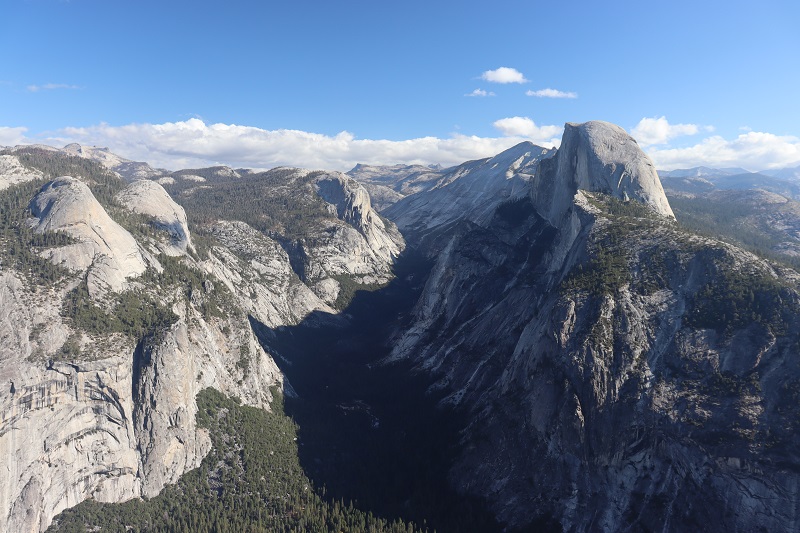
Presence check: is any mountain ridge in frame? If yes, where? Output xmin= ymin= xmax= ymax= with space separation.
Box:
xmin=0 ymin=144 xmax=403 ymax=531
xmin=383 ymin=121 xmax=800 ymax=531
xmin=3 ymin=122 xmax=800 ymax=532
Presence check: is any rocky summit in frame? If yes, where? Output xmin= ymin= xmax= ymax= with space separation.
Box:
xmin=1 ymin=122 xmax=800 ymax=532
xmin=29 ymin=176 xmax=150 ymax=297
xmin=531 ymin=120 xmax=675 ymax=225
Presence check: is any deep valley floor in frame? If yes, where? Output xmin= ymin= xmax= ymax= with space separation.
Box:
xmin=259 ymin=251 xmax=505 ymax=532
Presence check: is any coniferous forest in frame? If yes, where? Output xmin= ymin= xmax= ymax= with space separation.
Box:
xmin=48 ymin=388 xmax=431 ymax=533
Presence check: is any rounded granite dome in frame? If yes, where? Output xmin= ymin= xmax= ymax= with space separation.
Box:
xmin=532 ymin=120 xmax=675 ymax=224
xmin=562 ymin=120 xmax=674 ymax=218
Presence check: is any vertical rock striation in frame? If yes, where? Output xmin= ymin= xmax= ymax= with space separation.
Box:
xmin=388 ymin=121 xmax=800 ymax=532
xmin=385 ymin=142 xmax=554 ymax=237
xmin=1 ymin=171 xmax=288 ymax=532
xmin=531 ymin=120 xmax=674 ymax=225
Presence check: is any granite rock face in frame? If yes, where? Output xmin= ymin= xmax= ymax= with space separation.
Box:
xmin=0 ymin=171 xmax=297 ymax=531
xmin=532 ymin=120 xmax=675 ymax=225
xmin=0 ymin=269 xmax=140 ymax=533
xmin=385 ymin=142 xmax=554 ymax=238
xmin=29 ymin=176 xmax=149 ymax=297
xmin=206 ymin=220 xmax=333 ymax=327
xmin=131 ymin=305 xmax=282 ymax=499
xmin=0 ymin=267 xmax=282 ymax=532
xmin=0 ymin=155 xmax=42 ymax=191
xmin=273 ymin=170 xmax=405 ymax=305
xmin=396 ymin=212 xmax=800 ymax=531
xmin=115 ymin=179 xmax=194 ymax=255
xmin=163 ymin=166 xmax=406 ymax=307
xmin=387 ymin=122 xmax=800 ymax=532
xmin=314 ymin=173 xmax=404 ymax=270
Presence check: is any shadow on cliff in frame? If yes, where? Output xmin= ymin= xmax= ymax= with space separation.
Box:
xmin=249 ymin=250 xmax=503 ymax=533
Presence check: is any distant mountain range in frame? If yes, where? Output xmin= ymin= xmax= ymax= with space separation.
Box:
xmin=659 ymin=165 xmax=800 ymax=180
xmin=4 ymin=126 xmax=800 ymax=533
xmin=658 ymin=166 xmax=750 ymax=178
xmin=659 ymin=165 xmax=800 ymax=200
xmin=760 ymin=165 xmax=800 ymax=180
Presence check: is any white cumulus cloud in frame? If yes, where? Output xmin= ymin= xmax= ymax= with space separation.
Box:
xmin=630 ymin=116 xmax=705 ymax=146
xmin=492 ymin=117 xmax=563 ymax=145
xmin=465 ymin=88 xmax=495 ymax=97
xmin=480 ymin=67 xmax=528 ymax=84
xmin=41 ymin=119 xmax=542 ymax=171
xmin=0 ymin=126 xmax=28 ymax=146
xmin=8 ymin=119 xmax=799 ymax=174
xmin=647 ymin=131 xmax=800 ymax=171
xmin=526 ymin=88 xmax=577 ymax=99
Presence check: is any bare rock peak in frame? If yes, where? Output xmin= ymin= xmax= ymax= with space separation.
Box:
xmin=115 ymin=179 xmax=194 ymax=255
xmin=567 ymin=121 xmax=673 ymax=216
xmin=29 ymin=176 xmax=148 ymax=296
xmin=535 ymin=120 xmax=675 ymax=224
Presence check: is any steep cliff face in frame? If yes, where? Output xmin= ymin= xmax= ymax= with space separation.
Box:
xmin=156 ymin=166 xmax=405 ymax=307
xmin=416 ymin=210 xmax=800 ymax=532
xmin=312 ymin=173 xmax=404 ymax=283
xmin=1 ymin=356 xmax=141 ymax=533
xmin=531 ymin=120 xmax=674 ymax=225
xmin=29 ymin=177 xmax=150 ymax=297
xmin=268 ymin=169 xmax=406 ymax=303
xmin=389 ymin=122 xmax=800 ymax=531
xmin=206 ymin=220 xmax=332 ymax=327
xmin=0 ymin=266 xmax=283 ymax=532
xmin=0 ymin=268 xmax=139 ymax=533
xmin=0 ymin=163 xmax=299 ymax=532
xmin=131 ymin=302 xmax=282 ymax=499
xmin=385 ymin=142 xmax=553 ymax=237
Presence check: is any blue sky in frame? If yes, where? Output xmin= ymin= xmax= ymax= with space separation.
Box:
xmin=1 ymin=0 xmax=799 ymax=171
